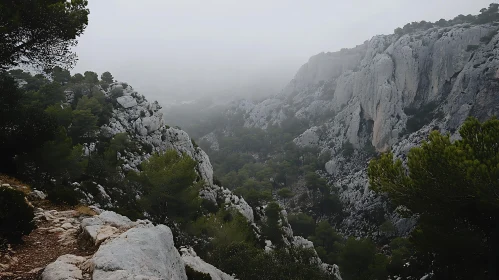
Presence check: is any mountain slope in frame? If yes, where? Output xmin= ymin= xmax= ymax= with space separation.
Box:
xmin=202 ymin=20 xmax=499 ymax=237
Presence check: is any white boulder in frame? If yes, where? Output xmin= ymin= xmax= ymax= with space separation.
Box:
xmin=116 ymin=96 xmax=137 ymax=108
xmin=91 ymin=224 xmax=187 ymax=280
xmin=42 ymin=254 xmax=87 ymax=280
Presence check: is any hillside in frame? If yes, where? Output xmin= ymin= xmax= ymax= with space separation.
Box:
xmin=194 ymin=11 xmax=499 ymax=235
xmin=3 ymin=2 xmax=499 ymax=280
xmin=155 ymin=5 xmax=499 ymax=279
xmin=0 ymin=71 xmax=340 ymax=280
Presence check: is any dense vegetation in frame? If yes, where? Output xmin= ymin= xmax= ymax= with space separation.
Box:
xmin=172 ymin=107 xmax=422 ymax=279
xmin=394 ymin=3 xmax=499 ymax=36
xmin=369 ymin=117 xmax=499 ymax=279
xmin=186 ymin=206 xmax=336 ymax=280
xmin=3 ymin=1 xmax=499 ymax=279
xmin=0 ymin=187 xmax=35 ymax=247
xmin=0 ymin=3 xmax=337 ymax=278
xmin=194 ymin=113 xmax=334 ymax=210
xmin=0 ymin=0 xmax=90 ymax=69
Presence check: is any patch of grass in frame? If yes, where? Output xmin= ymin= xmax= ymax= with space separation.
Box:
xmin=76 ymin=205 xmax=98 ymax=216
xmin=0 ymin=174 xmax=31 ymax=195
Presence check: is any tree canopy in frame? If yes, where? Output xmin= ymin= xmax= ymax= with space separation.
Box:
xmin=368 ymin=117 xmax=499 ymax=279
xmin=128 ymin=150 xmax=202 ymax=224
xmin=101 ymin=71 xmax=114 ymax=83
xmin=0 ymin=0 xmax=89 ymax=69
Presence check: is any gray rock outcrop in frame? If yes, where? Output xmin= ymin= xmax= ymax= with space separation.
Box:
xmin=41 ymin=210 xmax=188 ymax=280
xmin=218 ymin=22 xmax=499 ymax=237
xmin=181 ymin=247 xmax=235 ymax=280
xmin=91 ymin=224 xmax=186 ymax=280
xmin=75 ymin=81 xmax=255 ymax=226
xmin=42 ymin=255 xmax=87 ymax=280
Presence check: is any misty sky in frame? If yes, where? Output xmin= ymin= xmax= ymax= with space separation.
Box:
xmin=72 ymin=0 xmax=492 ymax=104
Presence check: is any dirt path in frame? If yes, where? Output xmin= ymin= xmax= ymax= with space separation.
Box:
xmin=0 ymin=208 xmax=96 ymax=280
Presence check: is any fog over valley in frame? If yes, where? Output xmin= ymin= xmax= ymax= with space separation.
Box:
xmin=72 ymin=0 xmax=490 ymax=105
xmin=4 ymin=1 xmax=499 ymax=279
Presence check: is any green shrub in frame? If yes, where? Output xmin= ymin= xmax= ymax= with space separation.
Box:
xmin=47 ymin=185 xmax=82 ymax=206
xmin=191 ymin=138 xmax=199 ymax=148
xmin=129 ymin=151 xmax=201 ymax=224
xmin=288 ymin=213 xmax=315 ymax=238
xmin=80 ymin=181 xmax=100 ymax=198
xmin=141 ymin=142 xmax=154 ymax=154
xmin=277 ymin=188 xmax=294 ymax=199
xmin=208 ymin=242 xmax=333 ymax=280
xmin=0 ymin=187 xmax=35 ymax=245
xmin=110 ymin=88 xmax=124 ymax=99
xmin=201 ymin=199 xmax=218 ymax=214
xmin=185 ymin=265 xmax=211 ymax=280
xmin=363 ymin=141 xmax=377 ymax=157
xmin=341 ymin=141 xmax=354 ymax=157
xmin=213 ymin=176 xmax=222 ymax=186
xmin=100 ymin=83 xmax=109 ymax=91
xmin=380 ymin=220 xmax=397 ymax=234
xmin=262 ymin=202 xmax=284 ymax=247
xmin=338 ymin=237 xmax=388 ymax=280
xmin=405 ymin=102 xmax=440 ymax=133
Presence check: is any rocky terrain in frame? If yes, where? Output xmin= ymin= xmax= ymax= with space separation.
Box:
xmin=0 ymin=184 xmax=237 ymax=280
xmin=1 ymin=78 xmax=341 ymax=279
xmin=202 ymin=21 xmax=499 ymax=237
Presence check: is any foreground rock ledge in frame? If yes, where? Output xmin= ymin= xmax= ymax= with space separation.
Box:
xmin=41 ymin=211 xmax=190 ymax=280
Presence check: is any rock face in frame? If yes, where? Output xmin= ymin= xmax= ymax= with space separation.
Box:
xmin=236 ymin=24 xmax=499 ymax=150
xmin=92 ymin=224 xmax=186 ymax=280
xmin=181 ymin=247 xmax=235 ymax=280
xmin=42 ymin=210 xmax=189 ymax=280
xmin=42 ymin=255 xmax=87 ymax=280
xmin=218 ymin=22 xmax=499 ymax=237
xmin=76 ymin=81 xmax=256 ymax=226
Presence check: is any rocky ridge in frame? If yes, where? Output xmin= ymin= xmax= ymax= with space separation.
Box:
xmin=51 ymin=81 xmax=340 ymax=278
xmin=208 ymin=22 xmax=499 ymax=237
xmin=32 ymin=207 xmax=236 ymax=280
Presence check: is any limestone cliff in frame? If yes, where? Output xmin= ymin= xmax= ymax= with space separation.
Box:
xmin=216 ymin=22 xmax=499 ymax=237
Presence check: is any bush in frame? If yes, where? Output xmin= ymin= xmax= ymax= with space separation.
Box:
xmin=288 ymin=213 xmax=315 ymax=238
xmin=338 ymin=237 xmax=388 ymax=280
xmin=363 ymin=141 xmax=377 ymax=157
xmin=47 ymin=185 xmax=82 ymax=206
xmin=191 ymin=138 xmax=199 ymax=148
xmin=0 ymin=187 xmax=35 ymax=245
xmin=208 ymin=242 xmax=333 ymax=280
xmin=262 ymin=202 xmax=284 ymax=247
xmin=201 ymin=199 xmax=218 ymax=214
xmin=185 ymin=265 xmax=211 ymax=280
xmin=405 ymin=102 xmax=440 ymax=133
xmin=277 ymin=188 xmax=294 ymax=199
xmin=129 ymin=151 xmax=201 ymax=224
xmin=110 ymin=88 xmax=124 ymax=99
xmin=141 ymin=142 xmax=154 ymax=154
xmin=341 ymin=141 xmax=354 ymax=157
